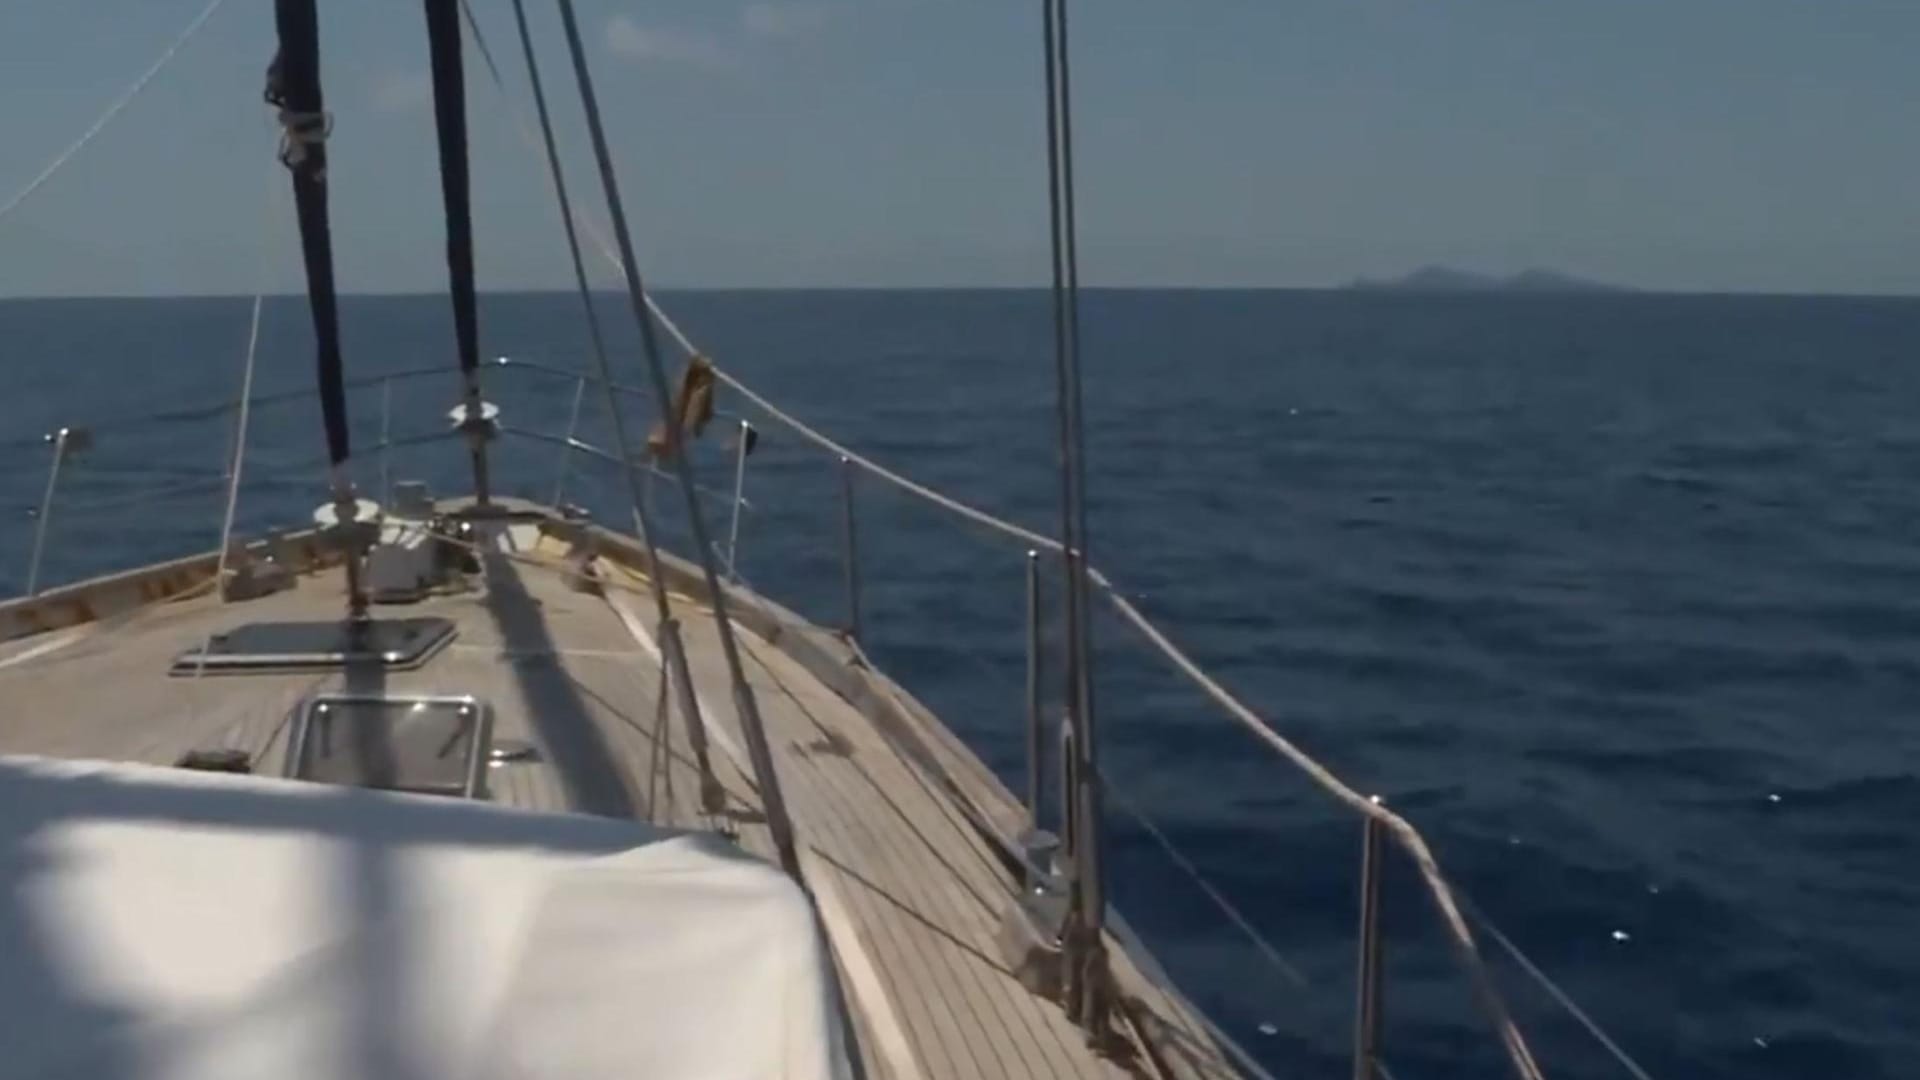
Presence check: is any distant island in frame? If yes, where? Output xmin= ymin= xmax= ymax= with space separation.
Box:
xmin=1345 ymin=265 xmax=1630 ymax=294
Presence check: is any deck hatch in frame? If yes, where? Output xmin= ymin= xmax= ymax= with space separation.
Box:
xmin=287 ymin=694 xmax=492 ymax=799
xmin=168 ymin=616 xmax=456 ymax=675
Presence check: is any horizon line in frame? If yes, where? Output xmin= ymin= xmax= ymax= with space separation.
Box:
xmin=4 ymin=283 xmax=1920 ymax=302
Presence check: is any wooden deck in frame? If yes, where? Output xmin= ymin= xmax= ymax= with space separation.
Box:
xmin=0 ymin=509 xmax=1240 ymax=1080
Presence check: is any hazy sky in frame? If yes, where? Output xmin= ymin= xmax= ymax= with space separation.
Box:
xmin=2 ymin=1 xmax=1919 ymax=296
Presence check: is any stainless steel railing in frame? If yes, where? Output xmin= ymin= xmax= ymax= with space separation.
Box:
xmin=695 ymin=352 xmax=1605 ymax=1080
xmin=6 ymin=367 xmax=484 ymax=597
xmin=701 ymin=423 xmax=1473 ymax=1078
xmin=2 ymin=356 xmax=753 ymax=597
xmin=1 ymin=348 xmax=1661 ymax=1080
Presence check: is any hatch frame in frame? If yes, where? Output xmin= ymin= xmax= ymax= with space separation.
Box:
xmin=168 ymin=616 xmax=457 ymax=676
xmin=284 ymin=692 xmax=493 ymax=800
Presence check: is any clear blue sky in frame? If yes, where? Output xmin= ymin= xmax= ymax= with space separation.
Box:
xmin=2 ymin=1 xmax=1919 ymax=296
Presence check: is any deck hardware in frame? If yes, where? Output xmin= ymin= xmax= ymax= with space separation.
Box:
xmin=998 ymin=826 xmax=1070 ymax=997
xmin=488 ymin=738 xmax=540 ymax=766
xmin=219 ymin=538 xmax=295 ymax=602
xmin=448 ymin=399 xmax=502 ymax=509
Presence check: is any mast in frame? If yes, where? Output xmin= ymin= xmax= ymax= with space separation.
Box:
xmin=421 ymin=0 xmax=496 ymax=507
xmin=266 ymin=0 xmax=366 ymax=617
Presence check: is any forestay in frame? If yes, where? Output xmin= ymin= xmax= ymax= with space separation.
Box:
xmin=0 ymin=755 xmax=850 ymax=1080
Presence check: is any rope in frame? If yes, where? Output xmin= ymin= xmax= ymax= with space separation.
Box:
xmin=273 ymin=109 xmax=331 ymax=173
xmin=1088 ymin=571 xmax=1547 ymax=1080
xmin=0 ymin=0 xmax=230 ymax=225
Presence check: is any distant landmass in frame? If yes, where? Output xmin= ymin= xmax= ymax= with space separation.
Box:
xmin=1345 ymin=266 xmax=1630 ymax=294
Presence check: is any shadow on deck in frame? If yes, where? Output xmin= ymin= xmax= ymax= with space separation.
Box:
xmin=479 ymin=552 xmax=640 ymax=819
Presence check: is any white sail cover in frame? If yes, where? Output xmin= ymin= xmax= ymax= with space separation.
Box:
xmin=0 ymin=755 xmax=849 ymax=1080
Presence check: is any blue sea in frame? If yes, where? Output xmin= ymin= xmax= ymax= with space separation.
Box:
xmin=2 ymin=289 xmax=1916 ymax=1080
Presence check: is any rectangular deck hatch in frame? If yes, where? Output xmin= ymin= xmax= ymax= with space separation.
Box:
xmin=287 ymin=694 xmax=492 ymax=799
xmin=169 ymin=616 xmax=456 ymax=675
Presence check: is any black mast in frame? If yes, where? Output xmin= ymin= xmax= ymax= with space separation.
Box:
xmin=422 ymin=0 xmax=494 ymax=506
xmin=267 ymin=0 xmax=368 ymax=615
xmin=266 ymin=0 xmax=346 ymax=474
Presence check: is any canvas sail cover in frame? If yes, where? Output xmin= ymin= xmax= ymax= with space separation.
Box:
xmin=0 ymin=755 xmax=850 ymax=1080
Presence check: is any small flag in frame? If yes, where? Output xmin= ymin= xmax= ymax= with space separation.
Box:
xmin=646 ymin=355 xmax=716 ymax=461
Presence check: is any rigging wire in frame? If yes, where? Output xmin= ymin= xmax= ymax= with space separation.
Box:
xmin=462 ymin=0 xmax=620 ymax=499
xmin=1458 ymin=895 xmax=1658 ymax=1080
xmin=0 ymin=0 xmax=230 ymax=225
xmin=60 ymin=431 xmax=461 ymax=520
xmin=1097 ymin=771 xmax=1311 ymax=990
xmin=550 ymin=0 xmax=805 ymax=883
xmin=466 ymin=0 xmax=728 ymax=853
xmin=455 ymin=5 xmax=712 ymax=366
xmin=1041 ymin=0 xmax=1111 ymax=1028
xmin=0 ymin=363 xmax=478 ymax=455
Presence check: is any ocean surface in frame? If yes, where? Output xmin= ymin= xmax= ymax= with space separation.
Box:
xmin=2 ymin=289 xmax=1916 ymax=1079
